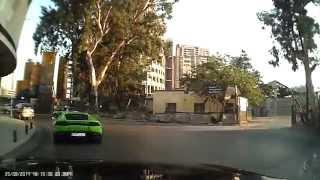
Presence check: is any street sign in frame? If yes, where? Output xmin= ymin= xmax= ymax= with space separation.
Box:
xmin=208 ymin=86 xmax=223 ymax=94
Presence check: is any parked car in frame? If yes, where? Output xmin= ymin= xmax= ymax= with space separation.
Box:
xmin=53 ymin=111 xmax=103 ymax=144
xmin=13 ymin=103 xmax=35 ymax=120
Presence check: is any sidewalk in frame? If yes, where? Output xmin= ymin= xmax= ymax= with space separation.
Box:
xmin=249 ymin=116 xmax=292 ymax=128
xmin=100 ymin=116 xmax=293 ymax=131
xmin=0 ymin=115 xmax=36 ymax=158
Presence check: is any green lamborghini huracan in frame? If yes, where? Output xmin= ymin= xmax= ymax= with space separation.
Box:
xmin=53 ymin=111 xmax=103 ymax=144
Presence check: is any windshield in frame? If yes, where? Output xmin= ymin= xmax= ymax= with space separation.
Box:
xmin=1 ymin=0 xmax=320 ymax=180
xmin=64 ymin=114 xmax=88 ymax=121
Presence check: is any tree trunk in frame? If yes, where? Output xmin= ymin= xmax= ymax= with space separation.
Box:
xmin=94 ymin=86 xmax=99 ymax=111
xmin=304 ymin=62 xmax=316 ymax=125
xmin=86 ymin=52 xmax=99 ymax=112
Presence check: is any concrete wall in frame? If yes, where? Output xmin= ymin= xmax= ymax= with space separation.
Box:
xmin=152 ymin=113 xmax=217 ymax=124
xmin=0 ymin=116 xmax=35 ymax=157
xmin=152 ymin=90 xmax=222 ymax=114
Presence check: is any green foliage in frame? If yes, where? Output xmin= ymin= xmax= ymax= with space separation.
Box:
xmin=228 ymin=50 xmax=274 ymax=98
xmin=33 ymin=0 xmax=87 ymax=55
xmin=230 ymin=50 xmax=253 ymax=71
xmin=99 ymin=57 xmax=149 ymax=97
xmin=257 ymin=0 xmax=320 ymax=71
xmin=181 ymin=58 xmax=264 ymax=106
xmin=163 ymin=40 xmax=173 ymax=57
xmin=258 ymin=0 xmax=320 ymax=123
xmin=34 ymin=0 xmax=176 ymax=100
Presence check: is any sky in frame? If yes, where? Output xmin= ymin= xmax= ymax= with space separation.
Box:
xmin=3 ymin=0 xmax=320 ymax=91
xmin=164 ymin=0 xmax=320 ymax=90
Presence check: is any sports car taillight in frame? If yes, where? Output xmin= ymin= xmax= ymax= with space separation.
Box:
xmin=55 ymin=121 xmax=69 ymax=126
xmin=88 ymin=122 xmax=100 ymax=126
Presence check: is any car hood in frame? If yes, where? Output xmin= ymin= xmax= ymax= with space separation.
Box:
xmin=0 ymin=158 xmax=287 ymax=179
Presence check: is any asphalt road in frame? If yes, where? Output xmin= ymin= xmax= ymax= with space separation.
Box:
xmin=6 ymin=115 xmax=320 ymax=179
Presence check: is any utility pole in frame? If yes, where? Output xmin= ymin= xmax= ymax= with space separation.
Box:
xmin=10 ymin=74 xmax=14 ymax=118
xmin=233 ymin=85 xmax=239 ymax=123
xmin=235 ymin=85 xmax=239 ymax=123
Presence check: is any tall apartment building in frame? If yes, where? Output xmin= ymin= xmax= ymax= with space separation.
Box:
xmin=165 ymin=56 xmax=175 ymax=90
xmin=41 ymin=52 xmax=56 ymax=86
xmin=143 ymin=53 xmax=166 ymax=95
xmin=16 ymin=52 xmax=56 ymax=112
xmin=24 ymin=59 xmax=34 ymax=81
xmin=56 ymin=57 xmax=73 ymax=100
xmin=16 ymin=60 xmax=41 ymax=97
xmin=175 ymin=44 xmax=209 ymax=88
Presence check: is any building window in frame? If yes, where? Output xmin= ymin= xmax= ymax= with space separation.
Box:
xmin=194 ymin=103 xmax=205 ymax=113
xmin=166 ymin=103 xmax=176 ymax=113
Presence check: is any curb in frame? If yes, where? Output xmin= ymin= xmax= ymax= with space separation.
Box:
xmin=103 ymin=120 xmax=257 ymax=127
xmin=0 ymin=127 xmax=42 ymax=160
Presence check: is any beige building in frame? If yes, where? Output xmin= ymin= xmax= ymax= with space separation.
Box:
xmin=175 ymin=44 xmax=209 ymax=88
xmin=143 ymin=51 xmax=166 ymax=95
xmin=152 ymin=88 xmax=250 ymax=124
xmin=152 ymin=90 xmax=222 ymax=114
xmin=0 ymin=88 xmax=15 ymax=97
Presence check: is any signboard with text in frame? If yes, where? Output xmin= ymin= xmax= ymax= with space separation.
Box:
xmin=208 ymin=86 xmax=223 ymax=94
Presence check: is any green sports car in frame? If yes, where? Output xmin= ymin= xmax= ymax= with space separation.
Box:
xmin=53 ymin=111 xmax=103 ymax=144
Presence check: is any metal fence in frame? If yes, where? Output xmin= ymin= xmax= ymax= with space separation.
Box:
xmin=252 ymin=97 xmax=292 ymax=117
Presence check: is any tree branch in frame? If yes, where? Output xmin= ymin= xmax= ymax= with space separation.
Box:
xmin=291 ymin=17 xmax=300 ymax=53
xmin=134 ymin=0 xmax=152 ymax=22
xmin=88 ymin=4 xmax=112 ymax=55
xmin=97 ymin=40 xmax=127 ymax=86
xmin=95 ymin=0 xmax=103 ymax=35
xmin=102 ymin=7 xmax=112 ymax=33
xmin=126 ymin=36 xmax=136 ymax=45
xmin=311 ymin=64 xmax=317 ymax=72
